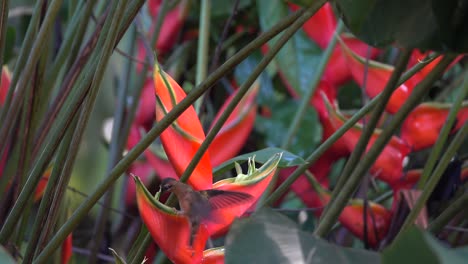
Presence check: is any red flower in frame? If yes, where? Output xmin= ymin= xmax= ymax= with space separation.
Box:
xmin=154 ymin=63 xmax=213 ymax=190
xmin=401 ymin=102 xmax=468 ymax=151
xmin=289 ymin=3 xmax=380 ymax=86
xmin=323 ymin=95 xmax=411 ymax=188
xmin=307 ymin=172 xmax=392 ymax=247
xmin=135 ymin=154 xmax=282 ymax=263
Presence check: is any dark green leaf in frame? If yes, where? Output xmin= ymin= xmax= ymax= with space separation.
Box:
xmin=4 ymin=27 xmax=16 ymax=63
xmin=226 ymin=208 xmax=381 ymax=263
xmin=382 ymin=227 xmax=468 ymax=264
xmin=257 ymin=0 xmax=323 ymax=96
xmin=0 ymin=246 xmax=15 ymax=264
xmin=255 ymin=99 xmax=322 ymax=157
xmin=334 ymin=0 xmax=468 ymax=53
xmin=213 ymin=147 xmax=305 ymax=176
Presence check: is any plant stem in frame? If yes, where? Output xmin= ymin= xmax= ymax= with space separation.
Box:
xmin=0 ymin=0 xmax=9 ymax=71
xmin=416 ymin=70 xmax=468 ymax=188
xmin=281 ymin=21 xmax=344 ymax=149
xmin=314 ymin=55 xmax=456 ymax=238
xmin=0 ymin=0 xmax=62 ymax=156
xmin=429 ymin=191 xmax=468 ymax=233
xmin=194 ymin=0 xmax=211 ymax=112
xmin=33 ymin=7 xmax=310 ymax=262
xmin=396 ymin=123 xmax=467 ymax=236
xmin=326 ymin=49 xmax=412 ymax=211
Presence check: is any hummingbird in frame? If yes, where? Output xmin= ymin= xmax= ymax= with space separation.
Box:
xmin=160 ymin=178 xmax=254 ymax=247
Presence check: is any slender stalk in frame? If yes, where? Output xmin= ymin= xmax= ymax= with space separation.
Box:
xmin=0 ymin=0 xmax=125 ymax=246
xmin=429 ymin=192 xmax=468 ymax=233
xmin=87 ymin=1 xmax=132 ymax=261
xmin=34 ymin=8 xmax=310 ymax=262
xmin=327 ymin=49 xmax=412 ymax=208
xmin=264 ymin=96 xmax=377 ymax=206
xmin=134 ymin=3 xmax=328 ymax=262
xmin=0 ymin=0 xmax=9 ymax=71
xmin=281 ymin=21 xmax=344 ymax=149
xmin=314 ymin=55 xmax=456 ymax=237
xmin=416 ymin=71 xmax=468 ymax=188
xmin=22 ymin=117 xmax=78 ymax=264
xmin=396 ymin=124 xmax=467 ymax=236
xmin=0 ymin=0 xmax=63 ymax=157
xmin=0 ymin=0 xmax=45 ymax=125
xmin=194 ymin=0 xmax=211 ymax=112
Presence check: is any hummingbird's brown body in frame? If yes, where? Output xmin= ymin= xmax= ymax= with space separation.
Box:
xmin=160 ymin=178 xmax=253 ymax=246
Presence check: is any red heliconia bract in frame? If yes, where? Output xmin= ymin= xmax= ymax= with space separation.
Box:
xmin=154 ymin=63 xmax=213 ymax=190
xmin=323 ymin=95 xmax=411 ymax=188
xmin=209 ymin=81 xmax=259 ymax=167
xmin=135 ymin=154 xmax=282 ymax=263
xmin=401 ymin=102 xmax=468 ymax=151
xmin=289 ymin=3 xmax=379 ymax=86
xmin=147 ymin=0 xmax=188 ymax=55
xmin=307 ymin=172 xmax=392 ymax=247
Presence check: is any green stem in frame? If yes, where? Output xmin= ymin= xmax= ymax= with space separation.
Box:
xmin=416 ymin=70 xmax=468 ymax=188
xmin=264 ymin=95 xmax=377 ymax=206
xmin=194 ymin=0 xmax=211 ymax=112
xmin=314 ymin=55 xmax=456 ymax=238
xmin=0 ymin=0 xmax=44 ymax=125
xmin=0 ymin=0 xmax=125 ymax=248
xmin=0 ymin=0 xmax=63 ymax=156
xmin=0 ymin=0 xmax=9 ymax=71
xmin=33 ymin=7 xmax=309 ymax=262
xmin=263 ymin=50 xmax=443 ymax=207
xmin=397 ymin=123 xmax=467 ymax=237
xmin=22 ymin=117 xmax=78 ymax=263
xmin=429 ymin=191 xmax=468 ymax=233
xmin=327 ymin=49 xmax=412 ymax=209
xmin=281 ymin=21 xmax=344 ymax=149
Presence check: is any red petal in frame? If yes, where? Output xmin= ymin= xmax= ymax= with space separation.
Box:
xmin=401 ymin=102 xmax=468 ymax=151
xmin=154 ymin=64 xmax=212 ymax=190
xmin=209 ymin=82 xmax=259 ymax=166
xmin=61 ymin=234 xmax=72 ymax=264
xmin=135 ymin=79 xmax=156 ymax=128
xmin=324 ymin=96 xmax=411 ymax=187
xmin=148 ymin=0 xmax=187 ymax=54
xmin=290 ymin=2 xmax=337 ymax=49
xmin=306 ymin=173 xmax=391 ymax=246
xmin=202 ymin=247 xmax=225 ymax=264
xmin=34 ymin=165 xmax=53 ymax=202
xmin=324 ymin=35 xmax=380 ymax=86
xmin=0 ymin=66 xmax=11 ymax=105
xmin=135 ymin=177 xmax=208 ymax=263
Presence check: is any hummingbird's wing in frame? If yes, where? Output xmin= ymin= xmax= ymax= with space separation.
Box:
xmin=201 ymin=190 xmax=254 ymax=210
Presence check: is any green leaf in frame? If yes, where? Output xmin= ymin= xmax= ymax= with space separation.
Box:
xmin=382 ymin=227 xmax=468 ymax=264
xmin=225 ymin=208 xmax=380 ymax=263
xmin=0 ymin=246 xmax=16 ymax=264
xmin=255 ymin=99 xmax=322 ymax=157
xmin=213 ymin=147 xmax=305 ymax=176
xmin=257 ymin=0 xmax=323 ymax=96
xmin=4 ymin=27 xmax=16 ymax=63
xmin=334 ymin=0 xmax=468 ymax=53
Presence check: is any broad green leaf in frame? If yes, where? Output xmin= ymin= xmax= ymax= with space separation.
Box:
xmin=0 ymin=246 xmax=15 ymax=264
xmin=213 ymin=147 xmax=305 ymax=176
xmin=334 ymin=0 xmax=468 ymax=53
xmin=257 ymin=0 xmax=323 ymax=96
xmin=382 ymin=228 xmax=468 ymax=264
xmin=255 ymin=99 xmax=322 ymax=157
xmin=225 ymin=208 xmax=380 ymax=263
